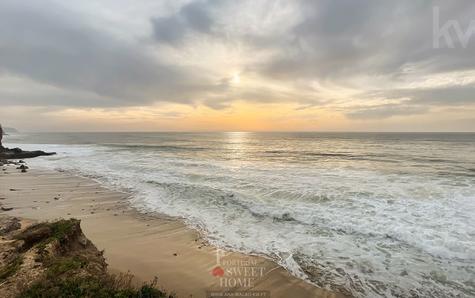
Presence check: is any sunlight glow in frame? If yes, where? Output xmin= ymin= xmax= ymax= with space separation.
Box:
xmin=231 ymin=72 xmax=241 ymax=85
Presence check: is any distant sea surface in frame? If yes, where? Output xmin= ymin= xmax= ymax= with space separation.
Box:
xmin=8 ymin=132 xmax=475 ymax=297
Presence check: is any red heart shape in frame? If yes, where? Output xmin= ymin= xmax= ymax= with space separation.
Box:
xmin=212 ymin=266 xmax=225 ymax=277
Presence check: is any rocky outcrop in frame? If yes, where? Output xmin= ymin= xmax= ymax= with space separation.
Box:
xmin=0 ymin=216 xmax=172 ymax=298
xmin=0 ymin=217 xmax=21 ymax=236
xmin=0 ymin=147 xmax=56 ymax=160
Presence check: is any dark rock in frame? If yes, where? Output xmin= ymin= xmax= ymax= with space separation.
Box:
xmin=15 ymin=224 xmax=52 ymax=250
xmin=1 ymin=207 xmax=14 ymax=211
xmin=15 ymin=219 xmax=83 ymax=252
xmin=273 ymin=212 xmax=294 ymax=222
xmin=0 ymin=217 xmax=21 ymax=235
xmin=0 ymin=147 xmax=56 ymax=160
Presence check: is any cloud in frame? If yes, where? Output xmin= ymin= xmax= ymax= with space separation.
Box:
xmin=151 ymin=0 xmax=216 ymax=45
xmin=151 ymin=15 xmax=188 ymax=45
xmin=363 ymin=82 xmax=475 ymax=108
xmin=347 ymin=81 xmax=475 ymax=120
xmin=0 ymin=76 xmax=112 ymax=107
xmin=0 ymin=0 xmax=220 ymax=107
xmin=391 ymin=85 xmax=475 ymax=106
xmin=346 ymin=104 xmax=428 ymax=120
xmin=258 ymin=0 xmax=475 ymax=81
xmin=1 ymin=0 xmax=474 ymax=131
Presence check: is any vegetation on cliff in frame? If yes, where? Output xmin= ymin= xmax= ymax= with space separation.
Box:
xmin=0 ymin=216 xmax=174 ymax=298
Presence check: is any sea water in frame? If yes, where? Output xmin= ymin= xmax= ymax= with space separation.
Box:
xmin=7 ymin=132 xmax=475 ymax=297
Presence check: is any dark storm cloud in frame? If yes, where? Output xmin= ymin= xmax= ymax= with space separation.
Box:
xmin=0 ymin=0 xmax=219 ymax=107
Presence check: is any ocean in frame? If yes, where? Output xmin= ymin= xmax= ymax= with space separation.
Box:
xmin=7 ymin=132 xmax=475 ymax=297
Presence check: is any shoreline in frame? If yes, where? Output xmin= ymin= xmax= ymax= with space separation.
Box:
xmin=0 ymin=163 xmax=344 ymax=297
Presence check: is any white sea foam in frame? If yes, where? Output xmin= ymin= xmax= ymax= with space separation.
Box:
xmin=11 ymin=133 xmax=475 ymax=297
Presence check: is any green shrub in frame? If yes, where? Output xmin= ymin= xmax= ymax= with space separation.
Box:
xmin=20 ymin=276 xmax=172 ymax=298
xmin=0 ymin=255 xmax=23 ymax=281
xmin=46 ymin=256 xmax=87 ymax=277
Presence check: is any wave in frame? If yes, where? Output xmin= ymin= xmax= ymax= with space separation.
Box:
xmin=263 ymin=150 xmax=355 ymax=158
xmin=16 ymin=141 xmax=475 ymax=298
xmin=103 ymin=143 xmax=208 ymax=151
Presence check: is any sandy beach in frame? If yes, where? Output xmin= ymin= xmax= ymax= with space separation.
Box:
xmin=0 ymin=163 xmax=343 ymax=298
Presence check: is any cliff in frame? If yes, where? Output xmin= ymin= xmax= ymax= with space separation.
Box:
xmin=0 ymin=216 xmax=173 ymax=298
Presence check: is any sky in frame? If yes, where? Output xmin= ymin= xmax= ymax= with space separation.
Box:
xmin=0 ymin=0 xmax=475 ymax=132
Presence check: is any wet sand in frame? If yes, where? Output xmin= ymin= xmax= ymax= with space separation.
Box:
xmin=0 ymin=164 xmax=343 ymax=298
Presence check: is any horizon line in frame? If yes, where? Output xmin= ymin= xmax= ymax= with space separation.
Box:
xmin=11 ymin=130 xmax=475 ymax=134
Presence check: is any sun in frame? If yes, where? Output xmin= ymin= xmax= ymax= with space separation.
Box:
xmin=231 ymin=72 xmax=241 ymax=85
